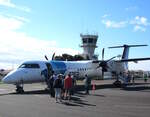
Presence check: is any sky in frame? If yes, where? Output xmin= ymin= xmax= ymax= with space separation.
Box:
xmin=0 ymin=0 xmax=150 ymax=70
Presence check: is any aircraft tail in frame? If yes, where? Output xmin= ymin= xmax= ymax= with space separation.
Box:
xmin=108 ymin=44 xmax=148 ymax=69
xmin=108 ymin=44 xmax=147 ymax=59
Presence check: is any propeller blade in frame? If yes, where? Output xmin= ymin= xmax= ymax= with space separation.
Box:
xmin=45 ymin=55 xmax=48 ymax=60
xmin=106 ymin=56 xmax=117 ymax=62
xmin=52 ymin=53 xmax=55 ymax=60
xmin=102 ymin=48 xmax=104 ymax=60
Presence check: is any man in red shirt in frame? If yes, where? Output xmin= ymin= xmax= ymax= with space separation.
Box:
xmin=64 ymin=74 xmax=72 ymax=100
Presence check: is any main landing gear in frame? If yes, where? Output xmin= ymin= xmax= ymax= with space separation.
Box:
xmin=16 ymin=84 xmax=24 ymax=93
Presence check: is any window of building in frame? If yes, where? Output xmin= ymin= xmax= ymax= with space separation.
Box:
xmin=88 ymin=38 xmax=93 ymax=43
xmin=82 ymin=38 xmax=87 ymax=43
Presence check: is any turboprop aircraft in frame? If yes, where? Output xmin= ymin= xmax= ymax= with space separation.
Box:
xmin=2 ymin=44 xmax=150 ymax=93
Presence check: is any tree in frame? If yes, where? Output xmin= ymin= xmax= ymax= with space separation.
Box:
xmin=54 ymin=54 xmax=85 ymax=61
xmin=74 ymin=55 xmax=84 ymax=61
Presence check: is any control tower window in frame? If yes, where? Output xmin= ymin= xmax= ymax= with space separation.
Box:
xmin=93 ymin=39 xmax=97 ymax=44
xmin=82 ymin=38 xmax=87 ymax=43
xmin=88 ymin=38 xmax=93 ymax=43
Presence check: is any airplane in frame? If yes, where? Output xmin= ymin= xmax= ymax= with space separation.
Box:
xmin=2 ymin=44 xmax=150 ymax=93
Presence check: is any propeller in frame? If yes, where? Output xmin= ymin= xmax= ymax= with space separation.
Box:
xmin=97 ymin=48 xmax=107 ymax=79
xmin=44 ymin=52 xmax=55 ymax=61
xmin=97 ymin=48 xmax=117 ymax=79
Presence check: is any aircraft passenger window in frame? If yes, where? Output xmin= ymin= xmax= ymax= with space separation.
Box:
xmin=19 ymin=64 xmax=40 ymax=68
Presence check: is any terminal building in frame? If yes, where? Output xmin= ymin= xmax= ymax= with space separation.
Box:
xmin=80 ymin=34 xmax=98 ymax=60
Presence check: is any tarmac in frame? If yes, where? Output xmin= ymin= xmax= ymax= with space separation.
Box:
xmin=0 ymin=79 xmax=150 ymax=117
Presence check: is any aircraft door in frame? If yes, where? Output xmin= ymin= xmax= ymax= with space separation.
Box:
xmin=45 ymin=63 xmax=53 ymax=78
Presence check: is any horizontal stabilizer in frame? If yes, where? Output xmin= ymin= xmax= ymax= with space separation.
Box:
xmin=116 ymin=57 xmax=150 ymax=62
xmin=108 ymin=44 xmax=148 ymax=49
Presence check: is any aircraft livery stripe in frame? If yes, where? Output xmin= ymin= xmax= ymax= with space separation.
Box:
xmin=50 ymin=61 xmax=67 ymax=74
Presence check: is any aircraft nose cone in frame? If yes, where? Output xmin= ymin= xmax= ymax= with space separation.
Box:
xmin=2 ymin=69 xmax=22 ymax=84
xmin=2 ymin=76 xmax=12 ymax=84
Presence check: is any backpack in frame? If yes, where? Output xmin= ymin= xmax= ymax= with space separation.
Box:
xmin=53 ymin=78 xmax=62 ymax=88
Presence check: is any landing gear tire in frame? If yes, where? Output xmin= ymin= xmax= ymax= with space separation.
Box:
xmin=113 ymin=80 xmax=122 ymax=87
xmin=16 ymin=85 xmax=24 ymax=94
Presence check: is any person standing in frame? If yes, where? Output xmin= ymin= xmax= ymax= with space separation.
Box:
xmin=64 ymin=74 xmax=73 ymax=100
xmin=132 ymin=74 xmax=135 ymax=84
xmin=53 ymin=74 xmax=63 ymax=103
xmin=144 ymin=73 xmax=148 ymax=83
xmin=84 ymin=74 xmax=91 ymax=95
xmin=71 ymin=74 xmax=77 ymax=95
xmin=48 ymin=72 xmax=56 ymax=97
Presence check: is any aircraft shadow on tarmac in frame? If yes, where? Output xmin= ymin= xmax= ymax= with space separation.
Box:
xmin=6 ymin=83 xmax=114 ymax=95
xmin=1 ymin=82 xmax=149 ymax=96
xmin=1 ymin=89 xmax=96 ymax=107
xmin=122 ymin=84 xmax=150 ymax=92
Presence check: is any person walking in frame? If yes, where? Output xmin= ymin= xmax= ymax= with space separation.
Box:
xmin=53 ymin=74 xmax=63 ymax=103
xmin=84 ymin=74 xmax=91 ymax=95
xmin=64 ymin=74 xmax=73 ymax=100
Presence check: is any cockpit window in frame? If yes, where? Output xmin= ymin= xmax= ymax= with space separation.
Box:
xmin=19 ymin=63 xmax=40 ymax=68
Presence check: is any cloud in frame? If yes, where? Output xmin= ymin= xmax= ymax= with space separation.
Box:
xmin=130 ymin=16 xmax=150 ymax=32
xmin=0 ymin=0 xmax=31 ymax=12
xmin=0 ymin=0 xmax=15 ymax=7
xmin=0 ymin=14 xmax=23 ymax=31
xmin=129 ymin=61 xmax=150 ymax=71
xmin=102 ymin=14 xmax=111 ymax=18
xmin=102 ymin=20 xmax=127 ymax=28
xmin=0 ymin=14 xmax=79 ymax=69
xmin=101 ymin=15 xmax=150 ymax=32
xmin=130 ymin=16 xmax=150 ymax=26
xmin=125 ymin=6 xmax=138 ymax=11
xmin=133 ymin=25 xmax=146 ymax=32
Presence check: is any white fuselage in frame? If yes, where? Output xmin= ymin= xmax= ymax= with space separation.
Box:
xmin=2 ymin=60 xmax=125 ymax=85
xmin=2 ymin=60 xmax=99 ymax=85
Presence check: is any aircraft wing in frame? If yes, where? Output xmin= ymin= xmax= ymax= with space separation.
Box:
xmin=92 ymin=60 xmax=103 ymax=63
xmin=115 ymin=57 xmax=150 ymax=62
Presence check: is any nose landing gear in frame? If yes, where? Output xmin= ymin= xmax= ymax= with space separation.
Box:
xmin=16 ymin=84 xmax=24 ymax=93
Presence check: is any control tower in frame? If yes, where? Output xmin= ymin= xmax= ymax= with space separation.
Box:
xmin=80 ymin=34 xmax=98 ymax=60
